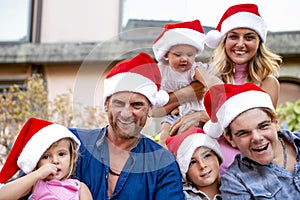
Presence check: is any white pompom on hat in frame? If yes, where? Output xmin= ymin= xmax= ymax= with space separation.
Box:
xmin=203 ymin=83 xmax=275 ymax=138
xmin=205 ymin=3 xmax=267 ymax=48
xmin=152 ymin=20 xmax=205 ymax=64
xmin=166 ymin=127 xmax=223 ymax=182
xmin=103 ymin=52 xmax=169 ymax=106
xmin=0 ymin=118 xmax=80 ymax=183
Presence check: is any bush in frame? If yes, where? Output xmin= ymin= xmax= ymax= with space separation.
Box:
xmin=277 ymin=99 xmax=300 ymax=131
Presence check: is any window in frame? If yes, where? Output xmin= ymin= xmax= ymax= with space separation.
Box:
xmin=278 ymin=78 xmax=300 ymax=105
xmin=119 ymin=0 xmax=218 ymax=40
xmin=119 ymin=0 xmax=188 ymax=40
xmin=0 ymin=0 xmax=32 ymax=43
xmin=0 ymin=64 xmax=31 ymax=94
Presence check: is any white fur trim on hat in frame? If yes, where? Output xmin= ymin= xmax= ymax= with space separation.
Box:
xmin=103 ymin=72 xmax=169 ymax=106
xmin=205 ymin=12 xmax=267 ymax=49
xmin=221 ymin=12 xmax=267 ymax=41
xmin=204 ymin=91 xmax=274 ymax=138
xmin=203 ymin=120 xmax=223 ymax=139
xmin=176 ymin=134 xmax=223 ymax=181
xmin=205 ymin=30 xmax=222 ymax=49
xmin=17 ymin=124 xmax=81 ymax=174
xmin=153 ymin=28 xmax=205 ymax=63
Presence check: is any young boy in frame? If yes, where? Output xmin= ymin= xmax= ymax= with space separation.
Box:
xmin=167 ymin=127 xmax=223 ymax=200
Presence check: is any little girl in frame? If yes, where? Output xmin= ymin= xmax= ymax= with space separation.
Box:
xmin=167 ymin=127 xmax=223 ymax=200
xmin=0 ymin=118 xmax=92 ymax=200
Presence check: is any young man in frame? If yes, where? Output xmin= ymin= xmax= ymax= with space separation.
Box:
xmin=203 ymin=83 xmax=300 ymax=199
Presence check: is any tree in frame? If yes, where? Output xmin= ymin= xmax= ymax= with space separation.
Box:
xmin=0 ymin=74 xmax=107 ymax=169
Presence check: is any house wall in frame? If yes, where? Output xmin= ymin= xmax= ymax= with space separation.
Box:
xmin=40 ymin=0 xmax=120 ymax=42
xmin=0 ymin=1 xmax=299 ymax=134
xmin=44 ymin=64 xmax=80 ymax=100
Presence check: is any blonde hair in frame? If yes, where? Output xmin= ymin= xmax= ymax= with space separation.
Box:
xmin=211 ymin=36 xmax=282 ymax=84
xmin=65 ymin=138 xmax=79 ymax=179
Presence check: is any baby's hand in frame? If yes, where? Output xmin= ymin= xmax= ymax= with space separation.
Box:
xmin=35 ymin=163 xmax=58 ymax=180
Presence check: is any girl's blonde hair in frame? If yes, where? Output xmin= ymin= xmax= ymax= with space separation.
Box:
xmin=211 ymin=36 xmax=282 ymax=84
xmin=65 ymin=138 xmax=79 ymax=179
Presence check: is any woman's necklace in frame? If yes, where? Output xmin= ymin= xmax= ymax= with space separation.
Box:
xmin=278 ymin=137 xmax=287 ymax=169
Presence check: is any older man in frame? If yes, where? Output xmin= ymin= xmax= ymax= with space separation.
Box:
xmin=71 ymin=52 xmax=184 ymax=199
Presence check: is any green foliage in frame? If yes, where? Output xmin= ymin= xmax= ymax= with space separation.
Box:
xmin=0 ymin=74 xmax=48 ymax=142
xmin=150 ymin=132 xmax=161 ymax=143
xmin=48 ymin=89 xmax=73 ymax=127
xmin=277 ymin=99 xmax=300 ymax=131
xmin=0 ymin=74 xmax=49 ymax=168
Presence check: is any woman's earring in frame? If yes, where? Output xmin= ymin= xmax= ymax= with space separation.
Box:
xmin=164 ymin=57 xmax=169 ymax=61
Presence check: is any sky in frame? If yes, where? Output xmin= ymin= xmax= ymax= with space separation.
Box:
xmin=123 ymin=0 xmax=300 ymax=32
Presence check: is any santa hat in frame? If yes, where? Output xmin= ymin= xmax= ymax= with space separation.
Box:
xmin=152 ymin=20 xmax=205 ymax=63
xmin=166 ymin=127 xmax=223 ymax=181
xmin=103 ymin=52 xmax=169 ymax=106
xmin=203 ymin=83 xmax=275 ymax=138
xmin=205 ymin=3 xmax=267 ymax=48
xmin=0 ymin=118 xmax=80 ymax=183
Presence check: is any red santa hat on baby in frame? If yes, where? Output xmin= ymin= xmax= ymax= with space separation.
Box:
xmin=152 ymin=20 xmax=205 ymax=64
xmin=0 ymin=118 xmax=80 ymax=183
xmin=205 ymin=3 xmax=267 ymax=48
xmin=103 ymin=52 xmax=169 ymax=106
xmin=203 ymin=83 xmax=275 ymax=138
xmin=166 ymin=127 xmax=223 ymax=181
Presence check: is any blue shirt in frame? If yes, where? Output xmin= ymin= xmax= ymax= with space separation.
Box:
xmin=220 ymin=129 xmax=300 ymax=199
xmin=70 ymin=126 xmax=185 ymax=200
